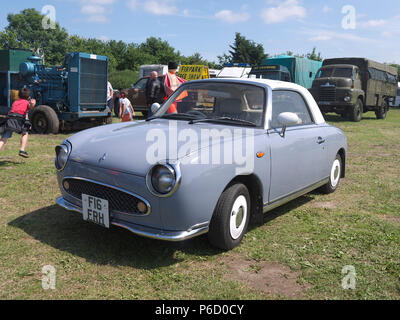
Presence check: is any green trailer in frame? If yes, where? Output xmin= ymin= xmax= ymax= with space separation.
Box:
xmin=261 ymin=55 xmax=322 ymax=89
xmin=0 ymin=49 xmax=33 ymax=72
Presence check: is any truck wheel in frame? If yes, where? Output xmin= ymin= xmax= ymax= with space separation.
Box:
xmin=348 ymin=99 xmax=363 ymax=122
xmin=31 ymin=105 xmax=59 ymax=134
xmin=320 ymin=154 xmax=342 ymax=194
xmin=375 ymin=100 xmax=388 ymax=119
xmin=208 ymin=183 xmax=250 ymax=250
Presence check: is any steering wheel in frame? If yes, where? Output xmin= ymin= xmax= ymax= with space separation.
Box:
xmin=186 ymin=110 xmax=206 ymax=118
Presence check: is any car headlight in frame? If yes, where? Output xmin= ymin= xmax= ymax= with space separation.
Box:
xmin=55 ymin=141 xmax=71 ymax=171
xmin=146 ymin=163 xmax=181 ymax=197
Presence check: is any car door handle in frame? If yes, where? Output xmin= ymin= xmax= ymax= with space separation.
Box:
xmin=317 ymin=137 xmax=326 ymax=144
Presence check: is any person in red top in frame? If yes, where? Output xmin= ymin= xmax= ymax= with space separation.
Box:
xmin=163 ymin=61 xmax=187 ymax=114
xmin=0 ymin=88 xmax=36 ymax=158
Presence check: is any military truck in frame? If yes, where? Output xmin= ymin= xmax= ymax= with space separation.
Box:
xmin=310 ymin=58 xmax=398 ymax=121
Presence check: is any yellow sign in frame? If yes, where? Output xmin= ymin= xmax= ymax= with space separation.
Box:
xmin=178 ymin=65 xmax=210 ymax=81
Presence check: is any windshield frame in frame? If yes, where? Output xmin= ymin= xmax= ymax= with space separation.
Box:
xmin=151 ymin=80 xmax=269 ymax=129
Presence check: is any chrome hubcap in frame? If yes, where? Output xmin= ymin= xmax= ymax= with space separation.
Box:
xmin=230 ymin=195 xmax=247 ymax=240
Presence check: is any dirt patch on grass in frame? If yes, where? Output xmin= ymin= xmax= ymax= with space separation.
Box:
xmin=308 ymin=201 xmax=338 ymax=210
xmin=379 ymin=215 xmax=400 ymax=224
xmin=222 ymin=254 xmax=309 ymax=298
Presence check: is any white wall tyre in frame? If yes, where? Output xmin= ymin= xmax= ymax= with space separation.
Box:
xmin=321 ymin=154 xmax=342 ymax=194
xmin=208 ymin=183 xmax=251 ymax=250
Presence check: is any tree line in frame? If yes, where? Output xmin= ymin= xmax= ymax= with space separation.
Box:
xmin=0 ymin=8 xmax=325 ymax=88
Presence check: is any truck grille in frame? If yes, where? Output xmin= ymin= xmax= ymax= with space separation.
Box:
xmin=63 ymin=178 xmax=149 ymax=215
xmin=319 ymin=86 xmax=336 ymax=102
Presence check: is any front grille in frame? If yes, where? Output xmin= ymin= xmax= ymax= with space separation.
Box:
xmin=63 ymin=178 xmax=148 ymax=215
xmin=80 ymin=58 xmax=107 ymax=105
xmin=319 ymin=86 xmax=336 ymax=102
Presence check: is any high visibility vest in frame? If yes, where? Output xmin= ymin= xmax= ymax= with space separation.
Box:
xmin=169 ymin=72 xmax=180 ymax=91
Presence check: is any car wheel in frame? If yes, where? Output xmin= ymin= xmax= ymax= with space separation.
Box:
xmin=320 ymin=154 xmax=342 ymax=194
xmin=348 ymin=99 xmax=363 ymax=122
xmin=208 ymin=183 xmax=250 ymax=250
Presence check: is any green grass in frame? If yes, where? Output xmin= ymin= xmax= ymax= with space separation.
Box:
xmin=0 ymin=110 xmax=399 ymax=299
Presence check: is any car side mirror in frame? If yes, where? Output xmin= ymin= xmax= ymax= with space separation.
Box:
xmin=277 ymin=112 xmax=300 ymax=137
xmin=151 ymin=103 xmax=161 ymax=115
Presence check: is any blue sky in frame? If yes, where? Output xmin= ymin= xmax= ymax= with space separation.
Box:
xmin=1 ymin=0 xmax=400 ymax=64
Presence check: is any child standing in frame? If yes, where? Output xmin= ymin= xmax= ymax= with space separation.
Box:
xmin=118 ymin=92 xmax=135 ymax=122
xmin=0 ymin=88 xmax=36 ymax=158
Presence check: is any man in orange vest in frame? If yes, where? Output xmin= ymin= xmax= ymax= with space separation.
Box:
xmin=164 ymin=61 xmax=186 ymax=113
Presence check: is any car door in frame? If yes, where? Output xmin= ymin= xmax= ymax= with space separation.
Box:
xmin=267 ymin=90 xmax=328 ymax=203
xmin=128 ymin=78 xmax=149 ymax=109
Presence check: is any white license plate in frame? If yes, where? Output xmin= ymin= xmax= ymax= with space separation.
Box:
xmin=82 ymin=194 xmax=110 ymax=228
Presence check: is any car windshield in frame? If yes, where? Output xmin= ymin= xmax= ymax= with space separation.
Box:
xmin=317 ymin=67 xmax=353 ymax=78
xmin=151 ymin=82 xmax=266 ymax=127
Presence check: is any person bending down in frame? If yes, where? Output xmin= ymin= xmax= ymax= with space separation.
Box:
xmin=0 ymin=88 xmax=36 ymax=158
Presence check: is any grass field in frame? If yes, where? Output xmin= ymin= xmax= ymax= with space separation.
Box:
xmin=0 ymin=110 xmax=399 ymax=300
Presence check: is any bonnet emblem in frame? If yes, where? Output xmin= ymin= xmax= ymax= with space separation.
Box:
xmin=99 ymin=153 xmax=107 ymax=163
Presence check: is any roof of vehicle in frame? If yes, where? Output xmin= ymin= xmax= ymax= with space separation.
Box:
xmin=320 ymin=64 xmax=356 ymax=69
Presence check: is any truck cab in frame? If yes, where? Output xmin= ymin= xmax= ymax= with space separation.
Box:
xmin=311 ymin=64 xmax=364 ymax=117
xmin=249 ymin=65 xmax=291 ymax=82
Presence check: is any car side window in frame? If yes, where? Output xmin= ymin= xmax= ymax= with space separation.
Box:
xmin=134 ymin=78 xmax=148 ymax=89
xmin=271 ymin=90 xmax=314 ymax=128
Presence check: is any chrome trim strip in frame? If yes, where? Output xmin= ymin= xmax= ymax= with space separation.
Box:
xmin=263 ymin=178 xmax=329 ymax=213
xmin=62 ymin=176 xmax=151 ymax=216
xmin=56 ymin=196 xmax=209 ymax=242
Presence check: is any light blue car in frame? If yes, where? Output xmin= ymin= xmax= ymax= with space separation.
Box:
xmin=55 ymin=78 xmax=347 ymax=250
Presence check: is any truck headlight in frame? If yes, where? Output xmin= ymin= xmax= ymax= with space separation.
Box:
xmin=146 ymin=163 xmax=181 ymax=197
xmin=55 ymin=141 xmax=71 ymax=171
xmin=344 ymin=96 xmax=351 ymax=102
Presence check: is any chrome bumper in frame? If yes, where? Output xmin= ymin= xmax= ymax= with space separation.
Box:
xmin=56 ymin=197 xmax=209 ymax=242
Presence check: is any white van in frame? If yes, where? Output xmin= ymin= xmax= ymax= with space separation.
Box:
xmin=216 ymin=64 xmax=252 ymax=78
xmin=391 ymin=82 xmax=400 ymax=108
xmin=139 ymin=65 xmax=168 ymax=78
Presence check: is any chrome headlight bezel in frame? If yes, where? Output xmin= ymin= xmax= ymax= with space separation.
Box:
xmin=55 ymin=140 xmax=72 ymax=172
xmin=146 ymin=162 xmax=181 ymax=197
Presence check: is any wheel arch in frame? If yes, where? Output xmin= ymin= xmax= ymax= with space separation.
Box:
xmin=337 ymin=148 xmax=346 ymax=178
xmin=223 ymin=173 xmax=264 ymax=225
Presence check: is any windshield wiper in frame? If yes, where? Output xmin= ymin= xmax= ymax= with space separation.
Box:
xmin=146 ymin=113 xmax=202 ymax=122
xmin=188 ymin=117 xmax=257 ymax=127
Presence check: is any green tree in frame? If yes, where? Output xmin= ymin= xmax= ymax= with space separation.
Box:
xmin=139 ymin=37 xmax=181 ymax=65
xmin=227 ymin=32 xmax=268 ymax=66
xmin=307 ymin=47 xmax=323 ymax=61
xmin=0 ymin=8 xmax=69 ymax=65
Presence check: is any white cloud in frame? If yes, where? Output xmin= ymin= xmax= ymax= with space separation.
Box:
xmin=260 ymin=0 xmax=306 ymax=24
xmin=81 ymin=5 xmax=106 ymax=15
xmin=127 ymin=0 xmax=139 ymax=10
xmin=308 ymin=30 xmax=371 ymax=43
xmin=215 ymin=10 xmax=250 ymax=23
xmin=77 ymin=0 xmax=117 ymax=23
xmin=127 ymin=0 xmax=179 ymax=15
xmin=358 ymin=19 xmax=388 ymax=28
xmin=322 ymin=5 xmax=332 ymax=13
xmin=143 ymin=0 xmax=178 ymax=15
